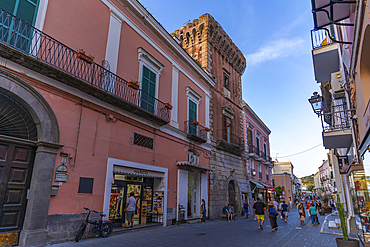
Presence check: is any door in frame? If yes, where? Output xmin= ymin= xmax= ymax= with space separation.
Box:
xmin=125 ymin=184 xmax=141 ymax=226
xmin=0 ymin=141 xmax=34 ymax=232
xmin=188 ymin=100 xmax=197 ymax=135
xmin=228 ymin=181 xmax=236 ymax=210
xmin=141 ymin=66 xmax=156 ymax=114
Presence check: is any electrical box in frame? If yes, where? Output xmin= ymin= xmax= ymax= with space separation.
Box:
xmin=331 ymin=71 xmax=344 ymax=93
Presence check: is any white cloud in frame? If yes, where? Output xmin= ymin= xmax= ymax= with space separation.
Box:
xmin=247 ymin=38 xmax=305 ymax=67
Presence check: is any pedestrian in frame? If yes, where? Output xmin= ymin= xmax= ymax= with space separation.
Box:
xmin=298 ymin=202 xmax=306 ymax=225
xmin=222 ymin=203 xmax=233 ymax=222
xmin=309 ymin=203 xmax=318 ymax=225
xmin=272 ymin=198 xmax=279 ymax=211
xmin=253 ymin=198 xmax=266 ymax=230
xmin=243 ymin=199 xmax=250 ymax=219
xmin=200 ymin=199 xmax=206 ymax=224
xmin=289 ymin=199 xmax=293 ymax=208
xmin=252 ymin=200 xmax=257 ymax=220
xmin=228 ymin=204 xmax=235 ymax=221
xmin=268 ymin=201 xmax=279 ymax=232
xmin=124 ymin=192 xmax=136 ymax=228
xmin=281 ymin=201 xmax=290 ymax=223
xmin=278 ymin=200 xmax=284 ymax=220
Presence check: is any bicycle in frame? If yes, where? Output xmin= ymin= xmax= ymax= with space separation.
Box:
xmin=75 ymin=207 xmax=113 ymax=242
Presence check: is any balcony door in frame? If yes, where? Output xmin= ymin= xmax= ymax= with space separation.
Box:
xmin=188 ymin=100 xmax=197 ymax=135
xmin=141 ymin=66 xmax=156 ymax=114
xmin=0 ymin=0 xmax=40 ymax=51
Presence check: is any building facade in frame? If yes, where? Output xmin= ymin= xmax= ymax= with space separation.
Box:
xmin=0 ymin=1 xmax=216 ymax=245
xmin=272 ymin=162 xmax=294 ymax=203
xmin=242 ymin=101 xmax=273 ymax=203
xmin=173 ymin=14 xmax=247 ymax=219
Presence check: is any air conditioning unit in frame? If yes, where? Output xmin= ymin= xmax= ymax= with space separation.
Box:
xmin=331 ymin=71 xmax=344 ymax=93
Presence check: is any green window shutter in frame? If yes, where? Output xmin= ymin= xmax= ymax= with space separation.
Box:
xmin=188 ymin=100 xmax=197 ymax=135
xmin=140 ymin=66 xmax=156 ymax=114
xmin=1 ymin=0 xmax=40 ymax=25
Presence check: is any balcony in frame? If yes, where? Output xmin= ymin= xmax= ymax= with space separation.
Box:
xmin=0 ymin=8 xmax=169 ymax=125
xmin=184 ymin=121 xmax=207 ymax=143
xmin=319 ymin=103 xmax=353 ymax=149
xmin=248 ymin=145 xmax=260 ymax=159
xmin=214 ymin=129 xmax=243 ymax=156
xmin=311 ymin=29 xmax=340 ymax=83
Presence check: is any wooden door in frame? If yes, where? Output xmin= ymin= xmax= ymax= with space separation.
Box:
xmin=0 ymin=141 xmax=34 ymax=232
xmin=228 ymin=181 xmax=236 ymax=210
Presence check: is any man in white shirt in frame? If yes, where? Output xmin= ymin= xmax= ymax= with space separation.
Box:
xmin=278 ymin=201 xmax=284 ymax=220
xmin=125 ymin=192 xmax=136 ymax=228
xmin=273 ymin=198 xmax=278 ymax=210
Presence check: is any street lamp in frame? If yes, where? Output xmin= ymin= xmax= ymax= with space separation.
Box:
xmin=252 ymin=169 xmax=256 ymax=177
xmin=308 ymin=92 xmax=323 ymax=116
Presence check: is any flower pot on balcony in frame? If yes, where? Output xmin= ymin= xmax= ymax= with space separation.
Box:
xmin=205 ymin=127 xmax=211 ymax=132
xmin=192 ymin=120 xmax=199 ymax=125
xmin=165 ymin=103 xmax=173 ymax=110
xmin=128 ymin=81 xmax=140 ymax=90
xmin=77 ymin=52 xmax=93 ymax=64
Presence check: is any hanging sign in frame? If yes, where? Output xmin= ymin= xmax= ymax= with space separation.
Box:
xmin=55 ymin=164 xmax=68 ymax=182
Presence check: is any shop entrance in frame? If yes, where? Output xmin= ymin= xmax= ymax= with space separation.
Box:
xmin=109 ymin=175 xmax=161 ymax=227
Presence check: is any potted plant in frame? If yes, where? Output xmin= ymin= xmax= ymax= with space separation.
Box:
xmin=319 ymin=208 xmax=326 ymax=216
xmin=192 ymin=120 xmax=199 ymax=125
xmin=76 ymin=49 xmax=94 ymax=64
xmin=128 ymin=80 xmax=140 ymax=90
xmin=335 ymin=195 xmax=359 ymax=247
xmin=205 ymin=127 xmax=211 ymax=132
xmin=164 ymin=103 xmax=173 ymax=110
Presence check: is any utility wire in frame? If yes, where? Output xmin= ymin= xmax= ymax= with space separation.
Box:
xmin=277 ymin=143 xmax=322 ymax=159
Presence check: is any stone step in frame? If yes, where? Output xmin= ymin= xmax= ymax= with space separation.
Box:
xmin=329 ymin=221 xmax=340 ymax=229
xmin=185 ymin=217 xmax=201 ymax=224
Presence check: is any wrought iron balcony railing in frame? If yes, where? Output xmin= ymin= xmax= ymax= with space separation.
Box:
xmin=311 ymin=29 xmax=335 ymax=50
xmin=248 ymin=145 xmax=260 ymax=156
xmin=0 ymin=8 xmax=169 ymax=122
xmin=319 ymin=104 xmax=353 ymax=132
xmin=213 ymin=129 xmax=243 ymax=148
xmin=184 ymin=121 xmax=207 ymax=141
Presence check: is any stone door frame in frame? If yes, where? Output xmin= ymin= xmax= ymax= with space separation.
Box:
xmin=0 ymin=68 xmax=61 ymax=246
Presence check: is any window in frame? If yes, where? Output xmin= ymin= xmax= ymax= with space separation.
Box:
xmin=247 ymin=128 xmax=253 ymax=153
xmin=263 ymin=142 xmax=267 ymax=160
xmin=133 ymin=133 xmax=154 ymax=149
xmin=138 ymin=47 xmax=164 ymax=113
xmin=226 ymin=116 xmax=232 ymax=142
xmin=223 ymin=72 xmax=229 ymax=89
xmin=78 ymin=177 xmax=94 ymax=193
xmin=258 ymin=163 xmax=262 ymax=180
xmin=256 ymin=135 xmax=260 ymax=154
xmin=251 ymin=160 xmax=255 ymax=177
xmin=1 ymin=0 xmax=40 ymax=51
xmin=222 ymin=106 xmax=235 ymax=143
xmin=188 ymin=99 xmax=197 ymax=135
xmin=266 ymin=166 xmax=269 ymax=181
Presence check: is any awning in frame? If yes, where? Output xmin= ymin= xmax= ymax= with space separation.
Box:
xmin=176 ymin=161 xmax=213 ymax=171
xmin=250 ymin=181 xmax=265 ymax=189
xmin=113 ymin=165 xmax=164 ymax=178
xmin=260 ymin=182 xmax=276 ymax=192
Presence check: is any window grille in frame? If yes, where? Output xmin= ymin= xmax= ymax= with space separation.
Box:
xmin=133 ymin=133 xmax=153 ymax=149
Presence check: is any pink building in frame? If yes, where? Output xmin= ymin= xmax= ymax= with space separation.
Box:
xmin=0 ymin=1 xmax=214 ymax=245
xmin=242 ymin=101 xmax=273 ymax=202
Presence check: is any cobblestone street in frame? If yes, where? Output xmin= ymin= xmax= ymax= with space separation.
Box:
xmin=52 ymin=208 xmax=340 ymax=247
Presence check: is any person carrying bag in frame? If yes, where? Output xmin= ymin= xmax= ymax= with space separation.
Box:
xmin=268 ymin=202 xmax=279 ymax=232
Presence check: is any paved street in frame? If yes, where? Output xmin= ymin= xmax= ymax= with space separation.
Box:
xmin=52 ymin=208 xmax=339 ymax=247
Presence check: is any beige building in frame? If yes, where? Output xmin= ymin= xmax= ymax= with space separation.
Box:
xmin=272 ymin=162 xmax=294 ymax=202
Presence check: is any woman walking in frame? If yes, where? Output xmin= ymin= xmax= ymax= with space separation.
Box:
xmin=243 ymin=199 xmax=250 ymax=219
xmin=298 ymin=202 xmax=306 ymax=225
xmin=200 ymin=199 xmax=206 ymax=224
xmin=309 ymin=203 xmax=318 ymax=225
xmin=268 ymin=201 xmax=279 ymax=232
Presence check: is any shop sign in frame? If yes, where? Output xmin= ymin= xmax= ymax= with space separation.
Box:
xmin=113 ymin=166 xmax=163 ymax=178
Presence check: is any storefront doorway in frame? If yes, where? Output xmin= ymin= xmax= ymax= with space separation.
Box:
xmin=109 ymin=174 xmax=163 ymax=227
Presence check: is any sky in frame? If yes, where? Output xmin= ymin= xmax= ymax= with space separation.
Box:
xmin=138 ymin=0 xmax=328 ymax=177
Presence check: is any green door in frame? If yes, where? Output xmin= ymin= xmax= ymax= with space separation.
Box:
xmin=188 ymin=100 xmax=197 ymax=135
xmin=0 ymin=0 xmax=40 ymax=52
xmin=141 ymin=66 xmax=156 ymax=114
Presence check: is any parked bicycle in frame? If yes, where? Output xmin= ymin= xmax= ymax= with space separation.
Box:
xmin=75 ymin=207 xmax=113 ymax=242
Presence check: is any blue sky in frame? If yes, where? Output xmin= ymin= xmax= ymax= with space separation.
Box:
xmin=138 ymin=0 xmax=328 ymax=177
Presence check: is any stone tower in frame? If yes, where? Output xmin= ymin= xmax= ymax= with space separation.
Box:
xmin=174 ymin=14 xmax=249 ymax=219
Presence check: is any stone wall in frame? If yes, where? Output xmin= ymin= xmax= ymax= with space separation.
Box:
xmin=209 ymin=148 xmax=247 ymax=219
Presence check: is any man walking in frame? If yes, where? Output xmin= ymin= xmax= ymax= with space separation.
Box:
xmin=125 ymin=192 xmax=136 ymax=228
xmin=281 ymin=201 xmax=290 ymax=222
xmin=253 ymin=198 xmax=266 ymax=230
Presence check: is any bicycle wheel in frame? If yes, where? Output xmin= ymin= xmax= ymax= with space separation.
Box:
xmin=75 ymin=224 xmax=87 ymax=242
xmin=100 ymin=223 xmax=113 ymax=238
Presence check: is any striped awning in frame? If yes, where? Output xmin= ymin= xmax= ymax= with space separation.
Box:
xmin=113 ymin=165 xmax=164 ymax=178
xmin=250 ymin=181 xmax=265 ymax=189
xmin=176 ymin=161 xmax=213 ymax=171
